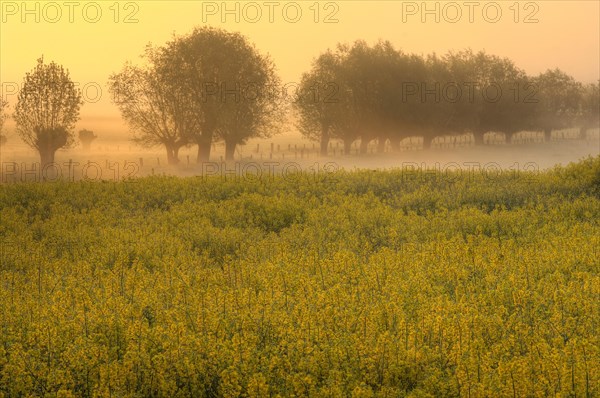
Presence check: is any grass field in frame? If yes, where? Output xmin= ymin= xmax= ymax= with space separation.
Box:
xmin=0 ymin=156 xmax=599 ymax=397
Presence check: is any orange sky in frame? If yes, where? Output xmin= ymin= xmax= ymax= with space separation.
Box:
xmin=1 ymin=0 xmax=599 ymax=126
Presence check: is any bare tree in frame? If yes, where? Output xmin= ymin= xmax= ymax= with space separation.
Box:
xmin=14 ymin=57 xmax=83 ymax=167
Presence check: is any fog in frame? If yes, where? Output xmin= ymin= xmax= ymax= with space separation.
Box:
xmin=1 ymin=122 xmax=598 ymax=182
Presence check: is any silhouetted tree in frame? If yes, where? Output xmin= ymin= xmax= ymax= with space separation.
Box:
xmin=329 ymin=41 xmax=393 ymax=155
xmin=356 ymin=41 xmax=409 ymax=153
xmin=531 ymin=69 xmax=582 ymax=141
xmin=388 ymin=53 xmax=428 ymax=151
xmin=295 ymin=50 xmax=343 ymax=156
xmin=578 ymin=82 xmax=599 ymax=138
xmin=78 ymin=129 xmax=97 ymax=151
xmin=14 ymin=57 xmax=83 ymax=167
xmin=474 ymin=53 xmax=535 ymax=143
xmin=421 ymin=50 xmax=533 ymax=146
xmin=162 ymin=27 xmax=282 ymax=162
xmin=213 ymin=39 xmax=282 ymax=161
xmin=0 ymin=99 xmax=8 ymax=147
xmin=109 ymin=46 xmax=197 ymax=165
xmin=296 ymin=44 xmax=591 ymax=154
xmin=339 ymin=41 xmax=379 ymax=154
xmin=296 ymin=41 xmax=402 ymax=156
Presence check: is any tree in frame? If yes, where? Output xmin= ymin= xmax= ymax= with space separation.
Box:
xmin=296 ymin=41 xmax=401 ymax=156
xmin=14 ymin=57 xmax=83 ymax=167
xmin=578 ymin=82 xmax=599 ymax=139
xmin=349 ymin=41 xmax=409 ymax=154
xmin=0 ymin=99 xmax=8 ymax=147
xmin=295 ymin=50 xmax=344 ymax=156
xmin=531 ymin=69 xmax=582 ymax=141
xmin=338 ymin=41 xmax=378 ymax=155
xmin=213 ymin=39 xmax=282 ymax=161
xmin=425 ymin=50 xmax=533 ymax=147
xmin=78 ymin=129 xmax=97 ymax=151
xmin=420 ymin=52 xmax=453 ymax=149
xmin=471 ymin=52 xmax=534 ymax=144
xmin=108 ymin=46 xmax=197 ymax=165
xmin=388 ymin=53 xmax=429 ymax=151
xmin=162 ymin=27 xmax=282 ymax=162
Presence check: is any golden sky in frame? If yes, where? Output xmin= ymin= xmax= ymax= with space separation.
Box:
xmin=1 ymin=0 xmax=599 ymax=124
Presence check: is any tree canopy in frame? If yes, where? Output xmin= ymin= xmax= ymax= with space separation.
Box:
xmin=295 ymin=41 xmax=593 ymax=152
xmin=14 ymin=57 xmax=83 ymax=166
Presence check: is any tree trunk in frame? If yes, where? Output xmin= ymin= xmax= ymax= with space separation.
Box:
xmin=544 ymin=128 xmax=552 ymax=142
xmin=473 ymin=132 xmax=484 ymax=146
xmin=197 ymin=143 xmax=211 ymax=163
xmin=423 ymin=135 xmax=434 ymax=149
xmin=37 ymin=127 xmax=67 ymax=169
xmin=165 ymin=144 xmax=180 ymax=165
xmin=320 ymin=126 xmax=330 ymax=157
xmin=39 ymin=148 xmax=57 ymax=170
xmin=377 ymin=136 xmax=387 ymax=153
xmin=390 ymin=137 xmax=402 ymax=151
xmin=173 ymin=145 xmax=182 ymax=163
xmin=225 ymin=140 xmax=236 ymax=162
xmin=196 ymin=128 xmax=214 ymax=163
xmin=344 ymin=139 xmax=353 ymax=155
xmin=506 ymin=132 xmax=515 ymax=144
xmin=360 ymin=138 xmax=370 ymax=155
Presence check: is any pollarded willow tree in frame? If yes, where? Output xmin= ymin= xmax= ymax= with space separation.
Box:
xmin=531 ymin=69 xmax=583 ymax=141
xmin=0 ymin=99 xmax=8 ymax=146
xmin=334 ymin=41 xmax=380 ymax=155
xmin=217 ymin=46 xmax=283 ymax=161
xmin=162 ymin=27 xmax=283 ymax=162
xmin=296 ymin=42 xmax=590 ymax=152
xmin=435 ymin=50 xmax=535 ymax=146
xmin=296 ymin=40 xmax=425 ymax=155
xmin=295 ymin=49 xmax=344 ymax=156
xmin=111 ymin=28 xmax=283 ymax=163
xmin=108 ymin=45 xmax=198 ymax=165
xmin=578 ymin=82 xmax=600 ymax=138
xmin=78 ymin=129 xmax=97 ymax=151
xmin=14 ymin=57 xmax=83 ymax=166
xmin=295 ymin=41 xmax=379 ymax=155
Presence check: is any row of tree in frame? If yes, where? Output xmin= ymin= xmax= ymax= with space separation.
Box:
xmin=1 ymin=27 xmax=598 ymax=167
xmin=297 ymin=42 xmax=599 ymax=155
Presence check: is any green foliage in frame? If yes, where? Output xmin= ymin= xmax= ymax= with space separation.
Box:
xmin=14 ymin=57 xmax=83 ymax=165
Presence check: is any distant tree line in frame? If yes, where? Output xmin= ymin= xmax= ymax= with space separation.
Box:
xmin=5 ymin=27 xmax=600 ymax=167
xmin=296 ymin=41 xmax=599 ymax=155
